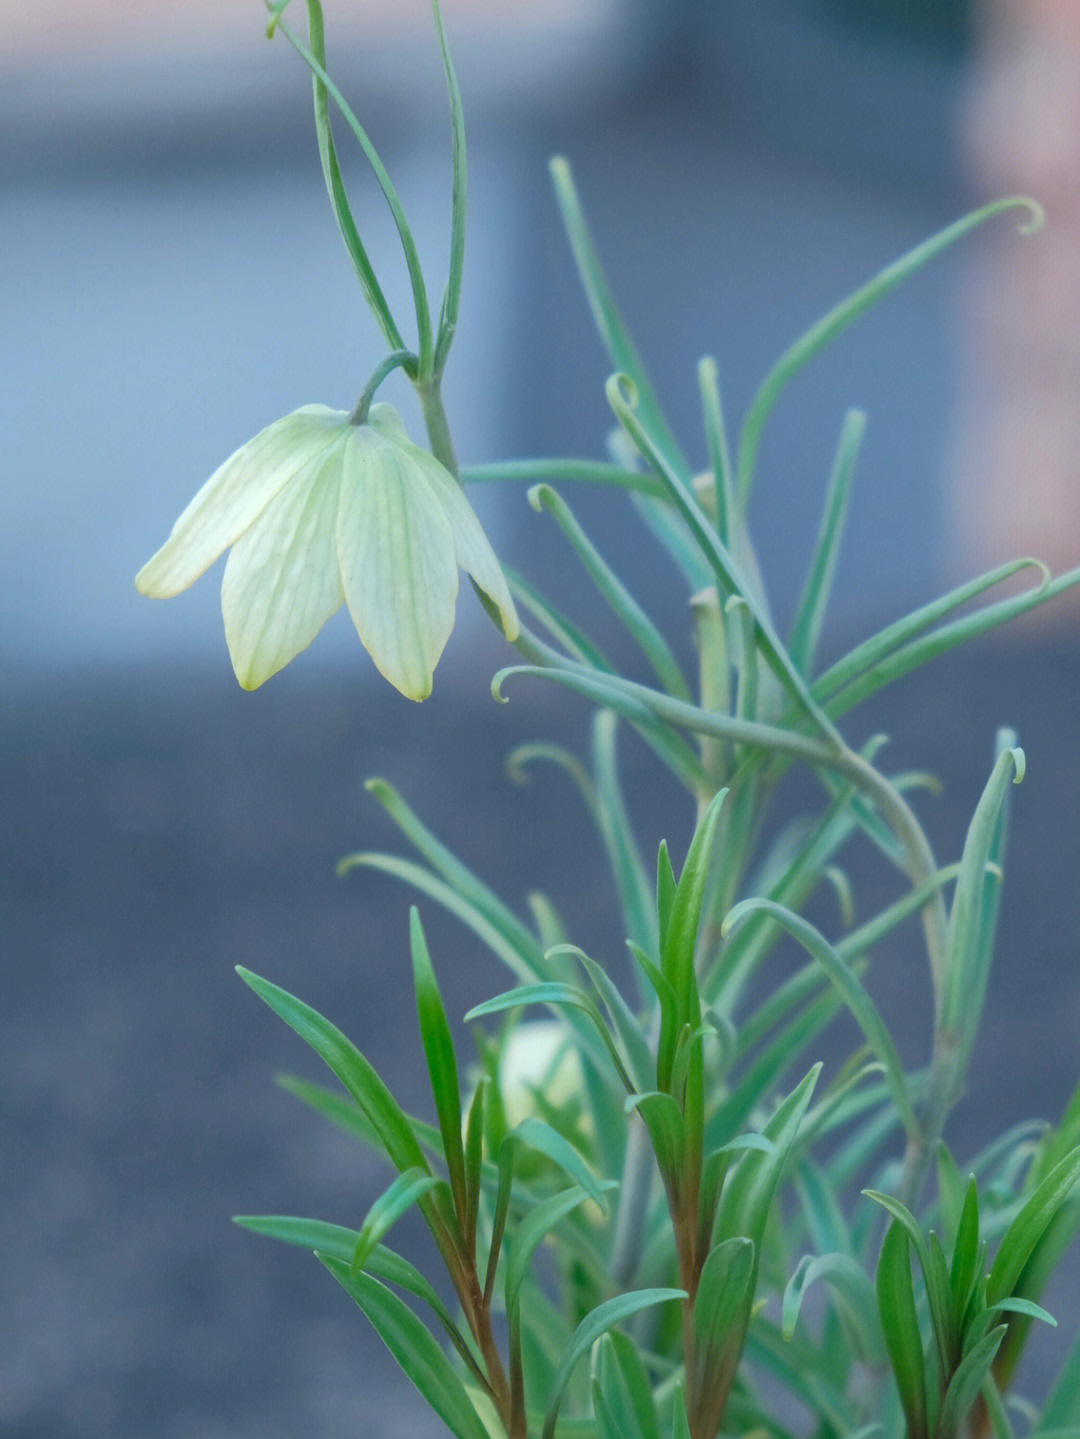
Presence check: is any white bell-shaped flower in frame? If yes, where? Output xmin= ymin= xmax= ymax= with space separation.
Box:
xmin=136 ymin=403 xmax=518 ymax=697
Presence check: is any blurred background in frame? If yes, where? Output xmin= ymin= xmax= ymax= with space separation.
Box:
xmin=3 ymin=2 xmax=1078 ymax=1436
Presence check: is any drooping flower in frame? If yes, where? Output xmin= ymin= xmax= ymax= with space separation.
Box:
xmin=136 ymin=403 xmax=518 ymax=697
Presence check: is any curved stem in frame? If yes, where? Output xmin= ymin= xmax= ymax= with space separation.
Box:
xmin=349 ymin=349 xmax=419 ymax=425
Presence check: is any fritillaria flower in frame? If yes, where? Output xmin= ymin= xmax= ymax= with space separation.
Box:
xmin=136 ymin=403 xmax=517 ymax=697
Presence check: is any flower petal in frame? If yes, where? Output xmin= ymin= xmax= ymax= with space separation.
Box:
xmin=136 ymin=405 xmax=348 ymax=597
xmin=221 ymin=444 xmax=346 ymax=689
xmin=406 ymin=447 xmax=519 ymax=641
xmin=337 ymin=427 xmax=459 ymax=701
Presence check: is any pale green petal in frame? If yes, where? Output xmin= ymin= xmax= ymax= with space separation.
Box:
xmin=404 ymin=445 xmax=519 ymax=641
xmin=365 ymin=402 xmax=412 ymax=447
xmin=136 ymin=405 xmax=348 ymax=597
xmin=337 ymin=427 xmax=459 ymax=701
xmin=221 ymin=448 xmax=345 ymax=689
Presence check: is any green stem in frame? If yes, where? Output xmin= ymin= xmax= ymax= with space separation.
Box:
xmin=417 ymin=378 xmax=459 ymax=478
xmin=349 ymin=350 xmax=419 ymax=425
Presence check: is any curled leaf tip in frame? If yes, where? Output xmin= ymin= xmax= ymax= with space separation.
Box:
xmin=527 ymin=483 xmax=554 ymax=513
xmin=605 ymin=371 xmax=640 ymax=415
xmin=490 ymin=669 xmax=512 ymax=704
xmin=1014 ymin=197 xmax=1046 ymax=235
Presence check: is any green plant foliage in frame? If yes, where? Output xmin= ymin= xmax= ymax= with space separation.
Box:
xmin=136 ymin=5 xmax=1080 ymax=1436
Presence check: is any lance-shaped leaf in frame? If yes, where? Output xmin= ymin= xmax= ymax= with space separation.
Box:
xmin=723 ymin=899 xmax=918 ymax=1138
xmin=591 ymin=1332 xmax=661 ymax=1439
xmin=529 ymin=484 xmax=691 ymax=700
xmin=788 ymin=408 xmax=865 ymax=677
xmin=715 ymin=1065 xmax=821 ymax=1294
xmin=658 ymin=790 xmax=728 ymax=1089
xmin=410 ymin=909 xmax=467 ymax=1223
xmin=735 ymin=196 xmax=1042 ymax=507
xmin=937 ymin=739 xmax=1024 ymax=1094
xmin=548 ymin=157 xmax=689 ymax=487
xmin=363 ymin=779 xmax=546 ymax=976
xmin=541 ymin=1289 xmax=686 ymax=1439
xmin=233 ymin=1215 xmax=483 ymax=1377
xmin=688 ymin=1236 xmax=755 ymax=1432
xmin=626 ymin=1090 xmax=686 ymax=1190
xmin=987 ymin=1145 xmax=1080 ymax=1304
xmin=592 ymin=712 xmax=658 ymax=959
xmin=782 ymin=1251 xmax=884 ymax=1363
xmin=877 ymin=1220 xmax=929 ymax=1439
xmin=321 ymin=1260 xmax=492 ymax=1439
xmin=938 ymin=1325 xmax=1008 ymax=1439
xmin=514 ymin=1116 xmax=607 ymax=1212
xmin=351 ymin=1166 xmax=444 ymax=1274
xmin=864 ymin=1190 xmax=953 ymax=1378
xmin=237 ymin=968 xmax=428 ymax=1176
xmin=465 ymin=982 xmax=632 ymax=1095
xmin=1039 ymin=1322 xmax=1080 ymax=1431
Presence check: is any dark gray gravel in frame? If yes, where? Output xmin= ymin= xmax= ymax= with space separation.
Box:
xmin=4 ymin=640 xmax=1078 ymax=1438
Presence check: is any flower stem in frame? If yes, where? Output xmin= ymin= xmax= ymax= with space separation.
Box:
xmin=417 ymin=377 xmax=460 ymax=478
xmin=349 ymin=349 xmax=418 ymax=426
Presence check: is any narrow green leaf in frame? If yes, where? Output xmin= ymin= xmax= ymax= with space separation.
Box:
xmin=656 ymin=840 xmax=677 ymax=953
xmin=591 ymin=1335 xmax=656 ymax=1439
xmin=607 ymin=373 xmax=843 ymax=744
xmin=735 ymin=197 xmax=1042 ymax=506
xmin=483 ymin=1135 xmax=515 ymax=1304
xmin=606 ymin=1330 xmax=662 ymax=1439
xmin=987 ymin=1296 xmax=1057 ymax=1327
xmin=465 ymin=979 xmax=629 ymax=1093
xmin=626 ymin=1090 xmax=686 ymax=1185
xmin=549 ymin=156 xmax=689 ymax=483
xmin=273 ymin=2 xmax=433 ymax=366
xmin=267 ymin=0 xmax=403 ymax=350
xmin=462 ymin=456 xmax=665 ymax=496
xmin=938 ymin=1325 xmax=1007 ymax=1439
xmin=950 ymin=1176 xmax=982 ymax=1326
xmin=352 ymin=1167 xmax=443 ymax=1272
xmin=821 ymin=565 xmax=1079 ymax=721
xmin=339 ymin=853 xmax=543 ymax=983
xmin=235 ymin=1215 xmax=482 ymax=1373
xmin=937 ymin=741 xmax=1023 ymax=1097
xmin=926 ymin=1229 xmax=959 ymax=1372
xmin=690 ymin=1237 xmax=755 ymax=1426
xmin=789 ymin=408 xmax=866 ymax=677
xmin=237 ymin=968 xmax=427 ymax=1176
xmin=410 ymin=909 xmax=467 ymax=1223
xmin=364 ymin=780 xmax=546 ymax=977
xmin=463 ymin=1078 xmax=484 ymax=1257
xmin=321 ymin=1260 xmax=491 ymax=1439
xmin=698 ymin=356 xmax=735 ymax=546
xmin=987 ymin=1146 xmax=1080 ymax=1303
xmin=504 ymin=1184 xmax=608 ymax=1318
xmin=514 ymin=1116 xmax=607 ymax=1212
xmin=592 ymin=712 xmax=658 ymax=959
xmin=542 ymin=1289 xmax=686 ymax=1439
xmin=571 ymin=948 xmax=655 ymax=1093
xmin=782 ymin=1251 xmax=882 ymax=1363
xmin=877 ymin=1221 xmax=929 ymax=1439
xmin=1040 ymin=1320 xmax=1080 ymax=1429
xmin=430 ymin=0 xmax=466 ymax=375
xmin=529 ymin=484 xmax=691 ymax=700
xmin=662 ymin=790 xmax=727 ymax=1064
xmin=715 ymin=1065 xmax=821 ymax=1290
xmin=723 ymin=899 xmax=918 ymax=1137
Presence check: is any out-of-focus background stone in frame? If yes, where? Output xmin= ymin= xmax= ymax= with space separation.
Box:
xmin=3 ymin=2 xmax=1078 ymax=1436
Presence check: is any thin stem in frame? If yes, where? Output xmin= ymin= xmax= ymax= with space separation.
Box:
xmin=349 ymin=349 xmax=419 ymax=425
xmin=418 ymin=378 xmax=459 ymax=478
